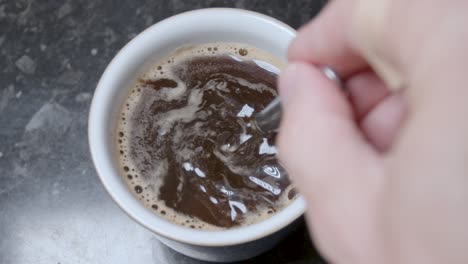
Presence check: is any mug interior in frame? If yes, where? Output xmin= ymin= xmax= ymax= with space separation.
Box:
xmin=89 ymin=8 xmax=305 ymax=246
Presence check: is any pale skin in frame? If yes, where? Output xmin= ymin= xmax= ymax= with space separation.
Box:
xmin=277 ymin=1 xmax=468 ymax=263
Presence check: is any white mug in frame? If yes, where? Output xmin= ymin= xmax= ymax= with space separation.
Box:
xmin=88 ymin=8 xmax=305 ymax=262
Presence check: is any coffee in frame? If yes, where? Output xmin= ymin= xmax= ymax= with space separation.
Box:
xmin=116 ymin=43 xmax=297 ymax=230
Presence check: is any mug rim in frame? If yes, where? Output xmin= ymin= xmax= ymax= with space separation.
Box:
xmin=89 ymin=7 xmax=305 ymax=247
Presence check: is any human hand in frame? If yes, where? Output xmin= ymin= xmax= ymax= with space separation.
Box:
xmin=278 ymin=1 xmax=468 ymax=263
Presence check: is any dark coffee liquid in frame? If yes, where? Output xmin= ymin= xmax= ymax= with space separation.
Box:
xmin=118 ymin=44 xmax=296 ymax=229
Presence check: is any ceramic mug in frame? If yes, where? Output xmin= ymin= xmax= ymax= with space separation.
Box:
xmin=89 ymin=8 xmax=305 ymax=262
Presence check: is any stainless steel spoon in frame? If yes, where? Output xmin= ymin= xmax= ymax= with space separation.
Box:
xmin=252 ymin=66 xmax=344 ymax=134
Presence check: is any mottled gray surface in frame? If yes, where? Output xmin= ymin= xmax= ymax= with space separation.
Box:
xmin=0 ymin=0 xmax=327 ymax=263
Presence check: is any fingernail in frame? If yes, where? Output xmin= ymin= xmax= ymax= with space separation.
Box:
xmin=278 ymin=63 xmax=300 ymax=107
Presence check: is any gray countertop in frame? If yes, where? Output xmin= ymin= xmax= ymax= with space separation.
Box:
xmin=0 ymin=0 xmax=327 ymax=263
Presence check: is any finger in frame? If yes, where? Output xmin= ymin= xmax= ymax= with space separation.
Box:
xmin=360 ymin=93 xmax=407 ymax=152
xmin=352 ymin=0 xmax=405 ymax=90
xmin=277 ymin=62 xmax=381 ymax=197
xmin=288 ymin=0 xmax=367 ymax=77
xmin=346 ymin=71 xmax=390 ymax=120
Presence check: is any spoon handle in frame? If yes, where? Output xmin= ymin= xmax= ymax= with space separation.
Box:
xmin=252 ymin=66 xmax=343 ymax=134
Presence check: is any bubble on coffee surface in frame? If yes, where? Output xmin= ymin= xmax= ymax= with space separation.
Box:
xmin=117 ymin=43 xmax=297 ymax=230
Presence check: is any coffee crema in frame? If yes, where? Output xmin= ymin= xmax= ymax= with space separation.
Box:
xmin=117 ymin=43 xmax=297 ymax=230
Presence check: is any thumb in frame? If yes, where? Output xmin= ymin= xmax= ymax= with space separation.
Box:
xmin=277 ymin=63 xmax=385 ymax=263
xmin=278 ymin=62 xmax=380 ymax=194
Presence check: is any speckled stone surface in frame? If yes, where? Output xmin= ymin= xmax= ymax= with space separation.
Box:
xmin=0 ymin=1 xmax=327 ymax=263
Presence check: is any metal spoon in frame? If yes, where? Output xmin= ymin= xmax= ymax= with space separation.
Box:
xmin=252 ymin=66 xmax=344 ymax=134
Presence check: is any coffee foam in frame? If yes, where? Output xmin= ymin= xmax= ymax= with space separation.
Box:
xmin=117 ymin=42 xmax=294 ymax=230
